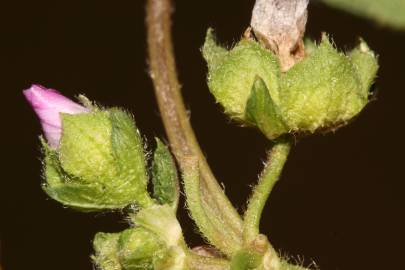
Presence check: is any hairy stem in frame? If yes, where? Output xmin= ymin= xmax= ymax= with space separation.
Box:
xmin=188 ymin=251 xmax=230 ymax=270
xmin=243 ymin=138 xmax=292 ymax=244
xmin=146 ymin=0 xmax=243 ymax=250
xmin=182 ymin=157 xmax=242 ymax=256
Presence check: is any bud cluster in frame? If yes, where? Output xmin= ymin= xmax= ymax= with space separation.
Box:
xmin=24 ymin=85 xmax=185 ymax=269
xmin=93 ymin=205 xmax=186 ymax=270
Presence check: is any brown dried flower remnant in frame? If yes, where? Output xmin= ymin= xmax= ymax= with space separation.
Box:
xmin=251 ymin=0 xmax=309 ymax=70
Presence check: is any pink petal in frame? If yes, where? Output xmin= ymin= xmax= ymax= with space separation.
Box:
xmin=23 ymin=84 xmax=89 ymax=148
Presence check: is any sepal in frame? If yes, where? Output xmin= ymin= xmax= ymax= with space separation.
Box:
xmin=151 ymin=139 xmax=179 ymax=210
xmin=132 ymin=205 xmax=183 ymax=247
xmin=203 ymin=29 xmax=280 ymax=119
xmin=245 ymin=76 xmax=288 ymax=140
xmin=279 ymin=35 xmax=370 ymax=132
xmin=349 ymin=40 xmax=379 ymax=97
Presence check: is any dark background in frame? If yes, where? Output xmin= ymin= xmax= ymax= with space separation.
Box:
xmin=1 ymin=0 xmax=404 ymax=269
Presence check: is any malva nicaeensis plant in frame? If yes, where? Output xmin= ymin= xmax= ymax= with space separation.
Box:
xmin=23 ymin=0 xmax=379 ymax=269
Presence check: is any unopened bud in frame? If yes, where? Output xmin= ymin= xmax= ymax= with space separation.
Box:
xmin=25 ymin=86 xmax=153 ymax=210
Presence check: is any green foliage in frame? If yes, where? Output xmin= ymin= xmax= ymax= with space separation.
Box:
xmin=321 ymin=0 xmax=405 ymax=30
xmin=42 ymin=109 xmax=153 ymax=211
xmin=152 ymin=139 xmax=179 ymax=209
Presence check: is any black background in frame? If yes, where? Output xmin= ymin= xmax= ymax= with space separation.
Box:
xmin=1 ymin=1 xmax=404 ymax=269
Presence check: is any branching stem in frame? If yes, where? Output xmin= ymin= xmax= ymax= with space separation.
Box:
xmin=146 ymin=0 xmax=243 ymax=252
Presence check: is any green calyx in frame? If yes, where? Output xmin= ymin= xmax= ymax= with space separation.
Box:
xmin=118 ymin=228 xmax=167 ymax=270
xmin=43 ymin=108 xmax=153 ymax=211
xmin=279 ymin=35 xmax=377 ymax=132
xmin=93 ymin=228 xmax=168 ymax=270
xmin=203 ymin=28 xmax=280 ymax=120
xmin=93 ymin=205 xmax=187 ymax=270
xmin=131 ymin=205 xmax=184 ymax=248
xmin=93 ymin=232 xmax=122 ymax=270
xmin=203 ymin=29 xmax=378 ymax=140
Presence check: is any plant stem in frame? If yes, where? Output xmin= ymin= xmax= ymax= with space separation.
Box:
xmin=182 ymin=156 xmax=242 ymax=256
xmin=243 ymin=137 xmax=292 ymax=244
xmin=146 ymin=0 xmax=243 ymax=249
xmin=188 ymin=252 xmax=230 ymax=270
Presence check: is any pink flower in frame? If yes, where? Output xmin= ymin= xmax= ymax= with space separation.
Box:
xmin=23 ymin=84 xmax=89 ymax=148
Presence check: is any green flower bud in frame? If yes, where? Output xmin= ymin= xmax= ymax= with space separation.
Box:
xmin=203 ymin=29 xmax=378 ymax=140
xmin=93 ymin=205 xmax=186 ymax=270
xmin=279 ymin=35 xmax=377 ymax=133
xmin=118 ymin=228 xmax=167 ymax=270
xmin=203 ymin=28 xmax=280 ymax=120
xmin=43 ymin=108 xmax=153 ymax=211
xmin=92 ymin=232 xmax=122 ymax=270
xmin=92 ymin=228 xmax=172 ymax=270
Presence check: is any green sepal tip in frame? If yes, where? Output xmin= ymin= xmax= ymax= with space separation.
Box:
xmin=203 ymin=28 xmax=280 ymax=120
xmin=152 ymin=138 xmax=179 ymax=210
xmin=245 ymin=76 xmax=288 ymax=140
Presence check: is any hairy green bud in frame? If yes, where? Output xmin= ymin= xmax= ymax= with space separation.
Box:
xmin=43 ymin=108 xmax=153 ymax=211
xmin=279 ymin=36 xmax=375 ymax=132
xmin=93 ymin=232 xmax=122 ymax=270
xmin=93 ymin=228 xmax=167 ymax=270
xmin=93 ymin=205 xmax=186 ymax=270
xmin=203 ymin=30 xmax=378 ymax=139
xmin=118 ymin=228 xmax=167 ymax=270
xmin=203 ymin=28 xmax=280 ymax=120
